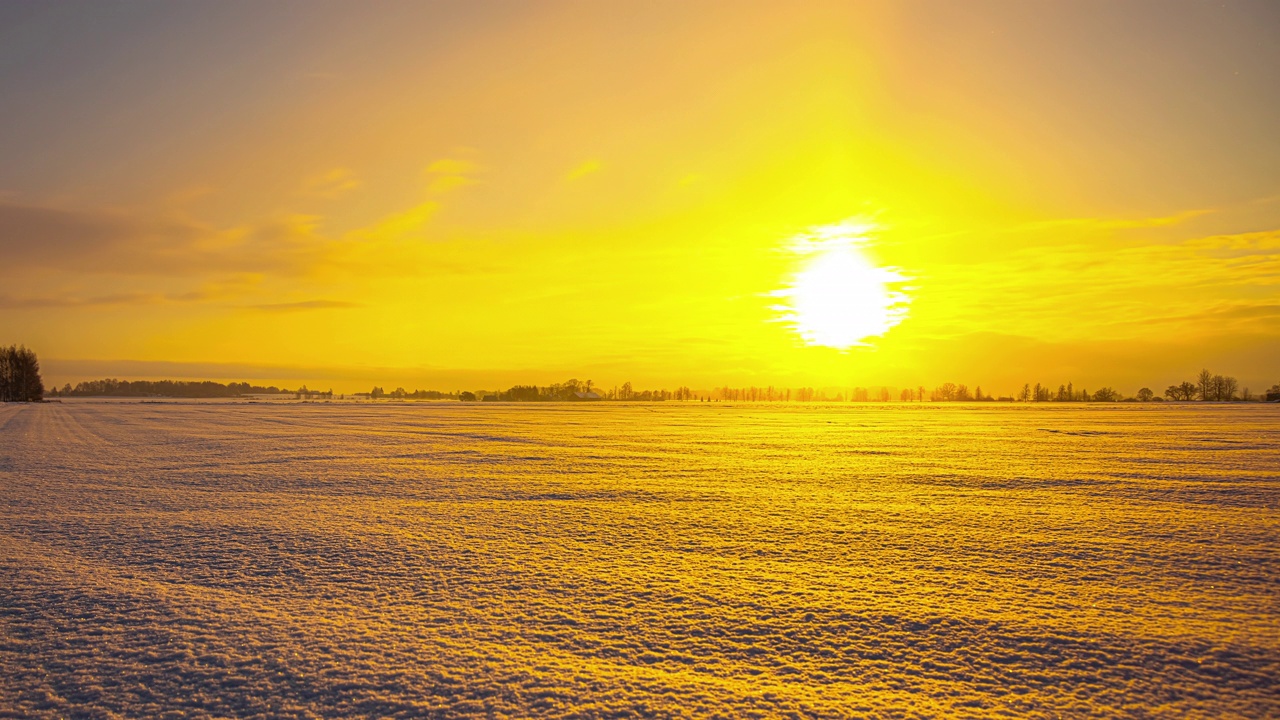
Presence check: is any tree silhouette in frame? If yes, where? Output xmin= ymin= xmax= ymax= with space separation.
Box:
xmin=1212 ymin=375 xmax=1238 ymax=401
xmin=0 ymin=345 xmax=44 ymax=402
xmin=1092 ymin=387 xmax=1120 ymax=402
xmin=1197 ymin=368 xmax=1213 ymax=401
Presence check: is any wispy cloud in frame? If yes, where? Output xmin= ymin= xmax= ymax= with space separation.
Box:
xmin=301 ymin=168 xmax=360 ymax=198
xmin=425 ymin=158 xmax=480 ymax=176
xmin=567 ymin=159 xmax=601 ymax=181
xmin=1184 ymin=229 xmax=1280 ymax=256
xmin=247 ymin=300 xmax=361 ymax=312
xmin=425 ymin=157 xmax=481 ymax=194
xmin=0 ymin=192 xmax=501 ymax=292
xmin=0 ymin=200 xmax=333 ymax=278
xmin=357 ymin=201 xmax=440 ymax=241
xmin=0 ymin=287 xmax=226 ymax=309
xmin=911 ymin=224 xmax=1280 ymax=341
xmin=1021 ymin=208 xmax=1213 ymax=232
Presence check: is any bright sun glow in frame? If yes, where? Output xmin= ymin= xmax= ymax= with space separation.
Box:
xmin=774 ymin=221 xmax=909 ymax=349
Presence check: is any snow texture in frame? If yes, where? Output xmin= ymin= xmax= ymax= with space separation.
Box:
xmin=1 ymin=401 xmax=1278 ymax=718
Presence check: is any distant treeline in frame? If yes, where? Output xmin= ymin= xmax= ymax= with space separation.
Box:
xmin=0 ymin=345 xmax=44 ymax=402
xmin=445 ymin=380 xmax=699 ymax=402
xmin=55 ymin=373 xmax=1279 ymax=403
xmin=367 ymin=387 xmax=455 ymax=400
xmin=49 ymin=379 xmax=313 ymax=398
xmin=11 ymin=346 xmax=1278 ymax=403
xmin=454 ymin=372 xmax=1279 ymax=403
xmin=997 ymin=369 xmax=1274 ymax=403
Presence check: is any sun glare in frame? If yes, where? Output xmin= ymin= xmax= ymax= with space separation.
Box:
xmin=774 ymin=221 xmax=909 ymax=349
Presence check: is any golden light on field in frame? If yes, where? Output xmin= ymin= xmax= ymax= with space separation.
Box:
xmin=774 ymin=222 xmax=909 ymax=349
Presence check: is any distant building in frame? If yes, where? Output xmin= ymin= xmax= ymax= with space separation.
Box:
xmin=572 ymin=391 xmax=602 ymax=401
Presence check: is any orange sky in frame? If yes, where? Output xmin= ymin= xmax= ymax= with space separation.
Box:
xmin=1 ymin=1 xmax=1278 ymax=394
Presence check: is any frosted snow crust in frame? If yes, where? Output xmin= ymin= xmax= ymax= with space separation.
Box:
xmin=1 ymin=401 xmax=1277 ymax=718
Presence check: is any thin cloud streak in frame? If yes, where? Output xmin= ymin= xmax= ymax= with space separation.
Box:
xmin=247 ymin=300 xmax=361 ymax=312
xmin=0 ymin=290 xmax=214 ymax=309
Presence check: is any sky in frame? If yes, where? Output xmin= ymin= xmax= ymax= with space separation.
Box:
xmin=1 ymin=0 xmax=1278 ymax=394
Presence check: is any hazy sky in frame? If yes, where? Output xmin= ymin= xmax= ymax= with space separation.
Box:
xmin=2 ymin=0 xmax=1278 ymax=393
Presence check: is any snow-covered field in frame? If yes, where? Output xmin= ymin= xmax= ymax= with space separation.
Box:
xmin=1 ymin=401 xmax=1277 ymax=718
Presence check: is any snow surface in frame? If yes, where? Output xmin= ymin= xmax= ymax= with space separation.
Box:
xmin=1 ymin=401 xmax=1277 ymax=718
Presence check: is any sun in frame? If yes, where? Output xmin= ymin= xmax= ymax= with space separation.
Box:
xmin=773 ymin=221 xmax=909 ymax=349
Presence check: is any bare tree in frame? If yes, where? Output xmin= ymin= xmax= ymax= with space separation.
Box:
xmin=1198 ymin=368 xmax=1213 ymax=401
